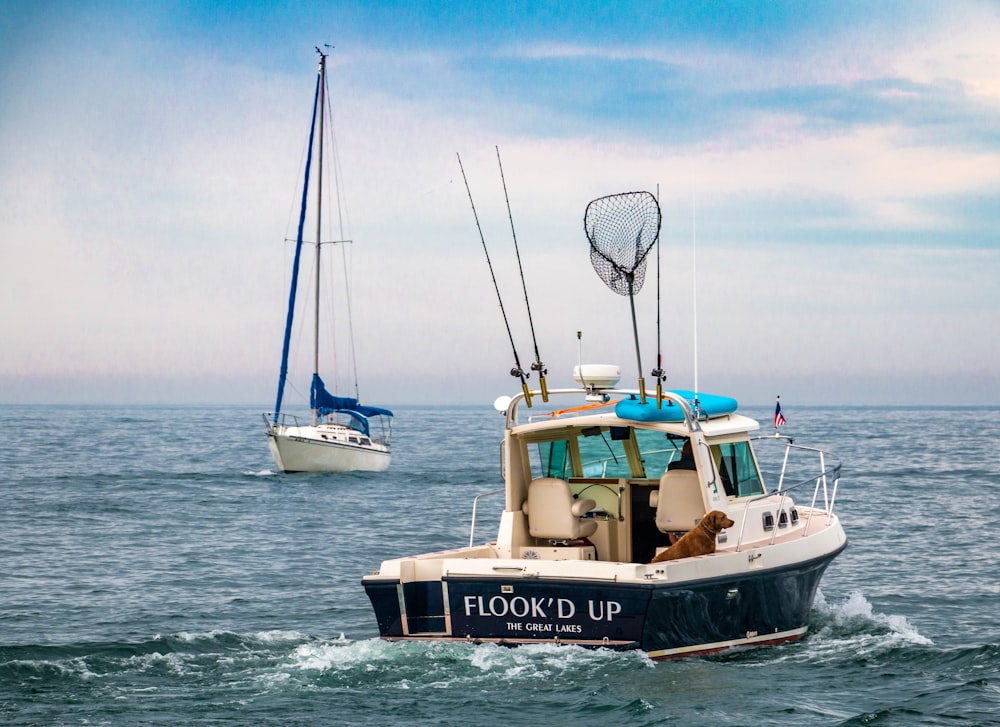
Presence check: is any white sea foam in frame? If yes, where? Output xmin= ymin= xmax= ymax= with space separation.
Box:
xmin=168 ymin=629 xmax=306 ymax=646
xmin=819 ymin=590 xmax=932 ymax=644
xmin=466 ymin=641 xmax=652 ymax=679
xmin=285 ymin=635 xmax=650 ymax=682
xmin=803 ymin=589 xmax=933 ymax=663
xmin=124 ymin=649 xmax=191 ymax=676
xmin=288 ymin=635 xmax=383 ymax=672
xmin=250 ymin=629 xmax=309 ymax=643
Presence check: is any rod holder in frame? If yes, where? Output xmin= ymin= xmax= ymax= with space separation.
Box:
xmin=521 ymin=381 xmax=533 ymax=408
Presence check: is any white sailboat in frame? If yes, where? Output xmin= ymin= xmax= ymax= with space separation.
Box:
xmin=264 ymin=49 xmax=392 ymax=473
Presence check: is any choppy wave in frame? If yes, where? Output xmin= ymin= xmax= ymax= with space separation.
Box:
xmin=288 ymin=636 xmax=654 ymax=682
xmin=2 ymin=620 xmax=998 ymax=726
xmin=807 ymin=589 xmax=933 ymax=655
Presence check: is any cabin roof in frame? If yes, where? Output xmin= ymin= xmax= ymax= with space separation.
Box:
xmin=512 ymin=409 xmax=760 ymax=438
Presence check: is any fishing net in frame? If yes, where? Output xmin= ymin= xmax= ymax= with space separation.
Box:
xmin=584 ymin=190 xmax=662 ymax=402
xmin=584 ymin=191 xmax=661 ymax=296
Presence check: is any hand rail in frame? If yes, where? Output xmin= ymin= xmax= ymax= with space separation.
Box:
xmin=264 ymin=411 xmax=307 ymax=430
xmin=735 ymin=439 xmax=842 ymax=552
xmin=504 ymin=387 xmax=702 ymax=433
xmin=469 ymin=489 xmax=505 ymax=547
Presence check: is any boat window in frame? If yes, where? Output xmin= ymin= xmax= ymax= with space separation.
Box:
xmin=537 ymin=439 xmax=570 ymax=479
xmin=710 ymin=441 xmax=765 ymax=498
xmin=533 ymin=429 xmax=634 ymax=479
xmin=576 ymin=427 xmax=636 ymax=478
xmin=534 ymin=428 xmax=689 ymax=480
xmin=633 ymin=430 xmax=687 ymax=477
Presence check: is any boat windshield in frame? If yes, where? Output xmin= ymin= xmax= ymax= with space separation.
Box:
xmin=530 ymin=426 xmax=766 ymax=499
xmin=534 ymin=427 xmax=688 ymax=480
xmin=710 ymin=441 xmax=765 ymax=498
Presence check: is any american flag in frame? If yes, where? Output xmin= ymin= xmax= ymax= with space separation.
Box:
xmin=774 ymin=399 xmax=786 ymax=428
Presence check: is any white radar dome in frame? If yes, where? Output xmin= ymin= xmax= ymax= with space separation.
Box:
xmin=572 ymin=364 xmax=621 ymax=389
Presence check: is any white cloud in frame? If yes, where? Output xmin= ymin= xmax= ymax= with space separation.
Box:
xmin=1 ymin=3 xmax=998 ymax=406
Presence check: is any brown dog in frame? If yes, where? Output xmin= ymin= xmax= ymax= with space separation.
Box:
xmin=650 ymin=510 xmax=735 ymax=563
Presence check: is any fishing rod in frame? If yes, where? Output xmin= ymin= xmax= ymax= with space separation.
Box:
xmin=496 ymin=146 xmax=548 ymax=402
xmin=457 ymin=152 xmax=533 ymax=407
xmin=651 ymin=184 xmax=666 ymax=408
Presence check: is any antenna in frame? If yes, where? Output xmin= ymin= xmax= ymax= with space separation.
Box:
xmin=457 ymin=152 xmax=533 ymax=407
xmin=496 ymin=146 xmax=548 ymax=401
xmin=692 ymin=182 xmax=699 ymax=406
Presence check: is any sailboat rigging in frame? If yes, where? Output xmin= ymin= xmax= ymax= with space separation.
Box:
xmin=264 ymin=48 xmax=393 ymax=473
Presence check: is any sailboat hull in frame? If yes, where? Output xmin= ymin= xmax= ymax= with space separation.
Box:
xmin=268 ymin=424 xmax=390 ymax=473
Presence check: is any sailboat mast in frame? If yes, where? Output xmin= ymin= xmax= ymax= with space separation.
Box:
xmin=314 ymin=52 xmax=326 ymax=394
xmin=273 ymin=53 xmax=322 ymax=425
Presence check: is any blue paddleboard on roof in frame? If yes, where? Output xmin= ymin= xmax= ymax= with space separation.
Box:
xmin=615 ymin=390 xmax=738 ymax=422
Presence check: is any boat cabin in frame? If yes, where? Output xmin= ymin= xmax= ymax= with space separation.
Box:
xmin=498 ymin=398 xmax=767 ymax=564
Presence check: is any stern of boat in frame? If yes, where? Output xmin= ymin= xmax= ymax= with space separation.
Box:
xmin=363 ymin=512 xmax=845 ymax=657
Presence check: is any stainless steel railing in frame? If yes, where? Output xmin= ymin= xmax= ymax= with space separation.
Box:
xmin=735 ymin=437 xmax=842 ymax=552
xmin=469 ymin=489 xmax=504 ymax=547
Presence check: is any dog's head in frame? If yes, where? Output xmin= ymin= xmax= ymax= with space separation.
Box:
xmin=703 ymin=510 xmax=735 ymax=533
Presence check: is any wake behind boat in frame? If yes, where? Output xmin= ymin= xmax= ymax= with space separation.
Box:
xmin=362 ymin=186 xmax=847 ymax=657
xmin=264 ymin=49 xmax=392 ymax=473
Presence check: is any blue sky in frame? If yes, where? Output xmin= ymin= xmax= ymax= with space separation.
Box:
xmin=1 ymin=1 xmax=998 ymax=407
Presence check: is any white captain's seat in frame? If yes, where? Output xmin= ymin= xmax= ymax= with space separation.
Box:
xmin=522 ymin=477 xmax=598 ymax=542
xmin=649 ymin=470 xmax=706 ymax=533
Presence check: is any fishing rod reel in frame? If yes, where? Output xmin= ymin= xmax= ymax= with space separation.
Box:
xmin=650 ymin=365 xmax=667 ymax=408
xmin=509 ymin=366 xmax=533 ymax=407
xmin=530 ymin=360 xmax=549 ymax=400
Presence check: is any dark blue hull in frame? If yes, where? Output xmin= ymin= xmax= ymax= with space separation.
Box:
xmin=363 ymin=543 xmax=845 ymax=658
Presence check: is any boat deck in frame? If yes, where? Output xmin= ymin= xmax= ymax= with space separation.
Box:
xmin=368 ymin=506 xmax=845 ymax=589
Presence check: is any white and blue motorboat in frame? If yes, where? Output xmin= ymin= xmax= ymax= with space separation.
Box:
xmin=363 ymin=369 xmax=846 ymax=658
xmin=363 ymin=188 xmax=846 ymax=657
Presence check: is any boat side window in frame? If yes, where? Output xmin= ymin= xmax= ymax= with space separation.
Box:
xmin=536 ymin=439 xmax=570 ymax=479
xmin=710 ymin=441 xmax=765 ymax=498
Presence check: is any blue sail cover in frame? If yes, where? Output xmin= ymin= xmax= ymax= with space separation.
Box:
xmin=311 ymin=374 xmax=393 ymax=436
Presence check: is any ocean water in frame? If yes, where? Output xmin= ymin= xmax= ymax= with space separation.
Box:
xmin=1 ymin=403 xmax=998 ymax=726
